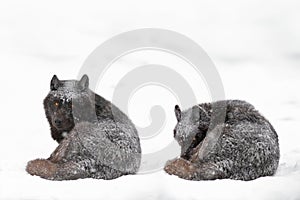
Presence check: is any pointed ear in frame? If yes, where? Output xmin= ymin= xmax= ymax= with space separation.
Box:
xmin=79 ymin=74 xmax=89 ymax=90
xmin=50 ymin=75 xmax=60 ymax=90
xmin=175 ymin=105 xmax=181 ymax=122
xmin=192 ymin=105 xmax=208 ymax=122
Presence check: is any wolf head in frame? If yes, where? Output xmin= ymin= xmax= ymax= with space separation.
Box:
xmin=44 ymin=74 xmax=96 ymax=142
xmin=173 ymin=104 xmax=210 ymax=159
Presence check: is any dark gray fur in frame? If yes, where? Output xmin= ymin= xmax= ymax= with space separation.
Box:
xmin=26 ymin=75 xmax=141 ymax=180
xmin=164 ymin=100 xmax=280 ymax=181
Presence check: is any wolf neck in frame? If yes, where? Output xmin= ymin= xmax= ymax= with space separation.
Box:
xmin=94 ymin=93 xmax=123 ymax=121
xmin=51 ymin=127 xmax=70 ymax=143
xmin=181 ymin=131 xmax=207 ymax=160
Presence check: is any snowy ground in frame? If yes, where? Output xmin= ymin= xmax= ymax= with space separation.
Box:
xmin=1 ymin=0 xmax=300 ymax=199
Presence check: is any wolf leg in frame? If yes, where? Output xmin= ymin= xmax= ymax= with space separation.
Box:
xmin=47 ymin=137 xmax=70 ymax=162
xmin=26 ymin=158 xmax=95 ymax=180
xmin=26 ymin=158 xmax=128 ymax=180
xmin=47 ymin=130 xmax=84 ymax=163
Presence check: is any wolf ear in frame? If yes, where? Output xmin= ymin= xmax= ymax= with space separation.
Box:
xmin=192 ymin=105 xmax=208 ymax=122
xmin=50 ymin=75 xmax=60 ymax=90
xmin=79 ymin=74 xmax=89 ymax=90
xmin=175 ymin=105 xmax=181 ymax=122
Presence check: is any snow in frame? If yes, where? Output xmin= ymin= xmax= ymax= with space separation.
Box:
xmin=1 ymin=0 xmax=300 ymax=199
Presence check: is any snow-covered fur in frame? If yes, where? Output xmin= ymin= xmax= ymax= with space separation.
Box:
xmin=26 ymin=75 xmax=141 ymax=180
xmin=164 ymin=100 xmax=280 ymax=181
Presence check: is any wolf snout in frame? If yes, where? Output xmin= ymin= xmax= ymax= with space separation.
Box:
xmin=53 ymin=119 xmax=62 ymax=127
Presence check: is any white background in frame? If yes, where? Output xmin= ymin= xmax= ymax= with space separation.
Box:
xmin=0 ymin=0 xmax=300 ymax=199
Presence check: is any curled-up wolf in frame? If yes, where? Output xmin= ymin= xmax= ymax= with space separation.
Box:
xmin=26 ymin=75 xmax=141 ymax=180
xmin=164 ymin=100 xmax=279 ymax=181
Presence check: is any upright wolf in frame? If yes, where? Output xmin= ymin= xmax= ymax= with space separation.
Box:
xmin=164 ymin=100 xmax=280 ymax=181
xmin=26 ymin=75 xmax=141 ymax=180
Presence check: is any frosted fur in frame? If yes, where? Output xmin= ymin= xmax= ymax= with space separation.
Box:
xmin=164 ymin=100 xmax=280 ymax=181
xmin=26 ymin=75 xmax=141 ymax=180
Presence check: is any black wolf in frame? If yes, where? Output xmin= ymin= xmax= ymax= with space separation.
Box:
xmin=164 ymin=100 xmax=280 ymax=181
xmin=26 ymin=75 xmax=141 ymax=180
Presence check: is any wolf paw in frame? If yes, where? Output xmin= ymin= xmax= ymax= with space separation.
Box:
xmin=164 ymin=158 xmax=197 ymax=180
xmin=26 ymin=159 xmax=57 ymax=179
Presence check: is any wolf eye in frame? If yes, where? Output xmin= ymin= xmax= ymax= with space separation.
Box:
xmin=54 ymin=102 xmax=59 ymax=107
